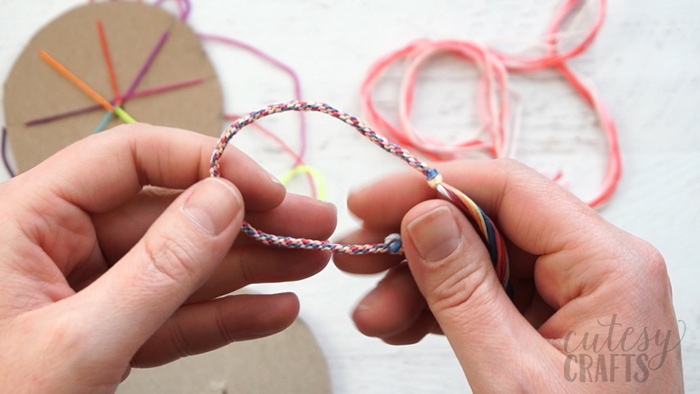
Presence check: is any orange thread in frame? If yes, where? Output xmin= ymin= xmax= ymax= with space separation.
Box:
xmin=40 ymin=50 xmax=115 ymax=112
xmin=96 ymin=19 xmax=122 ymax=104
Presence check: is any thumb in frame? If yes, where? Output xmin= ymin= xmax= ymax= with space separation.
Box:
xmin=401 ymin=200 xmax=550 ymax=388
xmin=78 ymin=177 xmax=244 ymax=356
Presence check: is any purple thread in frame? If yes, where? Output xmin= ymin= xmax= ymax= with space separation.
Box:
xmin=128 ymin=78 xmax=203 ymax=98
xmin=123 ymin=29 xmax=170 ymax=98
xmin=24 ymin=78 xmax=204 ymax=126
xmin=180 ymin=0 xmax=191 ymax=21
xmin=152 ymin=0 xmax=191 ymax=21
xmin=1 ymin=127 xmax=16 ymax=177
xmin=26 ymin=104 xmax=102 ymax=126
xmin=199 ymin=33 xmax=307 ymax=164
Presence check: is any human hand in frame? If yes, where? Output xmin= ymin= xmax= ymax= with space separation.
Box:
xmin=335 ymin=159 xmax=683 ymax=392
xmin=0 ymin=124 xmax=336 ymax=393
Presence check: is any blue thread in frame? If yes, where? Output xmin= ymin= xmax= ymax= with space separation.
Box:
xmin=427 ymin=168 xmax=439 ymax=181
xmin=93 ymin=111 xmax=113 ymax=134
xmin=384 ymin=233 xmax=402 ymax=254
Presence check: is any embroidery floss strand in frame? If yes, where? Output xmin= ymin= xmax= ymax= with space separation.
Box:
xmin=1 ymin=128 xmax=15 ymax=178
xmin=38 ymin=50 xmax=137 ymax=123
xmin=25 ymin=78 xmax=204 ymax=126
xmin=361 ymin=0 xmax=620 ymax=208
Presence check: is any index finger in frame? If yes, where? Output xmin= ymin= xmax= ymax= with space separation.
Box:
xmin=347 ymin=158 xmax=612 ymax=258
xmin=17 ymin=123 xmax=285 ymax=213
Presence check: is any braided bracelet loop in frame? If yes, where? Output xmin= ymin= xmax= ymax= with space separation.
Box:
xmin=209 ymin=100 xmax=511 ymax=294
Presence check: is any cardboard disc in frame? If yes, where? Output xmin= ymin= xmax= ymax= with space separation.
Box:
xmin=3 ymin=2 xmax=224 ymax=173
xmin=116 ymin=318 xmax=332 ymax=394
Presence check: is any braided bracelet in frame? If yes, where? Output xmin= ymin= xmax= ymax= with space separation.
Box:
xmin=209 ymin=101 xmax=512 ymax=295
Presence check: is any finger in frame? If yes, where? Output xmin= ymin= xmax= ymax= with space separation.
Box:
xmin=131 ymin=293 xmax=299 ymax=368
xmin=401 ymin=200 xmax=558 ymax=390
xmin=24 ymin=123 xmax=285 ymax=213
xmin=349 ymin=159 xmax=621 ymax=311
xmin=347 ymin=167 xmax=428 ymax=231
xmin=187 ymin=246 xmax=330 ymax=303
xmin=93 ymin=191 xmax=336 ymax=264
xmin=71 ymin=177 xmax=244 ymax=360
xmin=243 ymin=194 xmax=337 ymax=240
xmin=382 ymin=309 xmax=438 ymax=346
xmin=91 ymin=187 xmax=180 ymax=265
xmin=352 ymin=263 xmax=426 ymax=338
xmin=349 ymin=159 xmax=608 ymax=257
xmin=57 ymin=187 xmax=183 ymax=290
xmin=333 ymin=228 xmax=404 ymax=274
xmin=91 ymin=191 xmax=335 ymax=303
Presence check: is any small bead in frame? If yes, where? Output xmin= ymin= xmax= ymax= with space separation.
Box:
xmin=426 ymin=169 xmax=443 ymax=189
xmin=384 ymin=233 xmax=403 ymax=254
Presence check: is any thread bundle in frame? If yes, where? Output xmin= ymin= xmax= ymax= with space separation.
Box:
xmin=361 ymin=0 xmax=620 ymax=207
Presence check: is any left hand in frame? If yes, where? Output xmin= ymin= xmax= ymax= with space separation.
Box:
xmin=0 ymin=124 xmax=336 ymax=392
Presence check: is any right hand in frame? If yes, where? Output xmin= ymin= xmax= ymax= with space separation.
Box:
xmin=335 ymin=159 xmax=684 ymax=392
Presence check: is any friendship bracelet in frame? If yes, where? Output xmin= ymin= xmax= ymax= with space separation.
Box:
xmin=210 ymin=100 xmax=512 ymax=295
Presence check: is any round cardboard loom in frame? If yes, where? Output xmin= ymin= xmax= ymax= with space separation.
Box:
xmin=3 ymin=3 xmax=331 ymax=392
xmin=3 ymin=2 xmax=223 ymax=173
xmin=116 ymin=318 xmax=332 ymax=394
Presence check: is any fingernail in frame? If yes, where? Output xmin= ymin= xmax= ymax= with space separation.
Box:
xmin=182 ymin=178 xmax=242 ymax=236
xmin=348 ymin=183 xmax=371 ymax=199
xmin=355 ymin=287 xmax=382 ymax=312
xmin=267 ymin=170 xmax=283 ymax=186
xmin=407 ymin=206 xmax=461 ymax=263
xmin=319 ymin=199 xmax=337 ymax=213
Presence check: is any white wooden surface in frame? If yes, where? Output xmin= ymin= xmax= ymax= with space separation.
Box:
xmin=1 ymin=1 xmax=699 ymax=392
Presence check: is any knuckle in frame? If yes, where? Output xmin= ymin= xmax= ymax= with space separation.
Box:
xmin=214 ymin=301 xmax=237 ymax=345
xmin=427 ymin=255 xmax=494 ymax=316
xmin=237 ymin=246 xmax=256 ymax=285
xmin=142 ymin=231 xmax=201 ymax=288
xmin=166 ymin=318 xmax=195 ymax=360
xmin=601 ymin=233 xmax=672 ymax=303
xmin=628 ymin=237 xmax=669 ymax=284
xmin=493 ymin=157 xmax=522 ymax=169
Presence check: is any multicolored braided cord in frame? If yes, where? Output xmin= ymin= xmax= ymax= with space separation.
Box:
xmin=209 ymin=100 xmax=512 ymax=295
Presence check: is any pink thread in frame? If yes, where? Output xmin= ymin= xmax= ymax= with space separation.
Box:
xmin=224 ymin=112 xmax=319 ymax=199
xmin=153 ymin=0 xmax=191 ymax=21
xmin=361 ymin=0 xmax=620 ymax=207
xmin=172 ymin=0 xmax=313 ymax=191
xmin=154 ymin=1 xmax=308 ymax=164
xmin=199 ymin=33 xmax=307 ymax=166
xmin=123 ymin=29 xmax=170 ymax=98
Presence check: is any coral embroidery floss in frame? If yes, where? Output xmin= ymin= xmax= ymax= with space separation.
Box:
xmin=361 ymin=0 xmax=620 ymax=208
xmin=210 ymin=101 xmax=513 ymax=298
